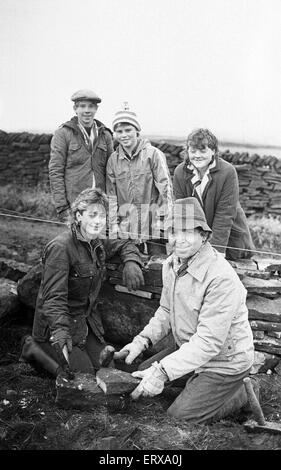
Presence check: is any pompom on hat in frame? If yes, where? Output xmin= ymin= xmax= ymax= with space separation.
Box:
xmin=112 ymin=102 xmax=141 ymax=132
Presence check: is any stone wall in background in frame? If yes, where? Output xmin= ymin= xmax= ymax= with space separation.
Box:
xmin=0 ymin=130 xmax=281 ymax=216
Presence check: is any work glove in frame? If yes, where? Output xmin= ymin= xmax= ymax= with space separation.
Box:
xmin=50 ymin=328 xmax=72 ymax=353
xmin=131 ymin=361 xmax=168 ymax=400
xmin=113 ymin=335 xmax=149 ymax=364
xmin=122 ymin=261 xmax=144 ymax=291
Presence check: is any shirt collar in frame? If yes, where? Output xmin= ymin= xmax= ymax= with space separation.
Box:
xmin=118 ymin=138 xmax=142 ymax=160
xmin=168 ymin=242 xmax=215 ymax=282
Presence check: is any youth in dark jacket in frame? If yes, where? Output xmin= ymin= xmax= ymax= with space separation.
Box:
xmin=172 ymin=129 xmax=255 ymax=260
xmin=49 ymin=89 xmax=114 ymax=221
xmin=21 ymin=188 xmax=144 ymax=376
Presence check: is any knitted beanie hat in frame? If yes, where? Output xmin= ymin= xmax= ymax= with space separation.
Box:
xmin=112 ymin=102 xmax=141 ymax=132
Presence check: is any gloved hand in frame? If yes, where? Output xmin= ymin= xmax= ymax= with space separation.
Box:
xmin=113 ymin=335 xmax=149 ymax=364
xmin=122 ymin=261 xmax=144 ymax=291
xmin=50 ymin=329 xmax=72 ymax=353
xmin=131 ymin=361 xmax=168 ymax=400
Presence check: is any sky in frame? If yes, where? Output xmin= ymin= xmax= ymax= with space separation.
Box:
xmin=1 ymin=0 xmax=281 ymax=146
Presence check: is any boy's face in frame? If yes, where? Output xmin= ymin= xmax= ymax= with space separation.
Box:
xmin=74 ymin=100 xmax=98 ymax=127
xmin=76 ymin=203 xmax=107 ymax=241
xmin=187 ymin=145 xmax=215 ymax=173
xmin=114 ymin=123 xmax=138 ymax=152
xmin=168 ymin=228 xmax=204 ymax=260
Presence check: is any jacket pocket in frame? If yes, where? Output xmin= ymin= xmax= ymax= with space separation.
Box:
xmin=68 ymin=262 xmax=97 ymax=300
xmin=69 ymin=143 xmax=82 ymax=152
xmin=218 ymin=337 xmax=235 ymax=360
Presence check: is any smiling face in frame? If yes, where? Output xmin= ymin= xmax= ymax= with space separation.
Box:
xmin=168 ymin=228 xmax=205 ymax=260
xmin=76 ymin=203 xmax=107 ymax=241
xmin=74 ymin=100 xmax=98 ymax=127
xmin=187 ymin=145 xmax=215 ymax=174
xmin=114 ymin=123 xmax=139 ymax=153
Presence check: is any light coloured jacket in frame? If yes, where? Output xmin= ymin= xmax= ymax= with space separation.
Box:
xmin=106 ymin=138 xmax=173 ymax=240
xmin=140 ymin=242 xmax=254 ymax=381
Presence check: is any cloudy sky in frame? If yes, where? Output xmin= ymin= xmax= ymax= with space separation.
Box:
xmin=1 ymin=0 xmax=281 ymax=146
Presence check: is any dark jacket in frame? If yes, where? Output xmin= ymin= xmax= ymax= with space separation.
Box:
xmin=173 ymin=156 xmax=255 ymax=259
xmin=49 ymin=117 xmax=114 ymax=215
xmin=32 ymin=226 xmax=142 ymax=346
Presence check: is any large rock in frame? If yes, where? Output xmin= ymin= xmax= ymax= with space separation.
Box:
xmin=0 ymin=278 xmax=20 ymax=323
xmin=98 ymin=282 xmax=159 ymax=344
xmin=17 ymin=262 xmax=42 ymax=308
xmin=56 ymin=372 xmax=128 ymax=410
xmin=0 ymin=258 xmax=31 ymax=282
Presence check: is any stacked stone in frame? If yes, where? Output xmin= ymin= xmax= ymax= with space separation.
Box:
xmin=0 ymin=130 xmax=52 ymax=187
xmin=1 ymin=129 xmax=281 ymax=216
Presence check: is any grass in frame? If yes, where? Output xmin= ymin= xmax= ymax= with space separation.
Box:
xmin=248 ymin=214 xmax=281 ymax=255
xmin=0 ymin=184 xmax=281 ymax=255
xmin=0 ymin=184 xmax=56 ymax=220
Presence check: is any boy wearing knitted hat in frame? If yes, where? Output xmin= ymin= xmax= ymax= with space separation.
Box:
xmin=106 ymin=102 xmax=173 ymax=249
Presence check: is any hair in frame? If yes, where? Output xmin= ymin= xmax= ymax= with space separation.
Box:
xmin=114 ymin=122 xmax=140 ymax=136
xmin=186 ymin=128 xmax=218 ymax=153
xmin=196 ymin=226 xmax=211 ymax=242
xmin=68 ymin=188 xmax=108 ymax=226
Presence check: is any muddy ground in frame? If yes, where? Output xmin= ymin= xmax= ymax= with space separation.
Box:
xmin=1 ymin=215 xmax=281 ymax=451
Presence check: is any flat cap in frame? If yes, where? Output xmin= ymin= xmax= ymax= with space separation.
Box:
xmin=71 ymin=89 xmax=102 ymax=104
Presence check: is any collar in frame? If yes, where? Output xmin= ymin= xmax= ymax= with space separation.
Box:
xmin=72 ymin=224 xmax=103 ymax=250
xmin=187 ymin=156 xmax=217 ymax=180
xmin=185 ymin=154 xmax=220 ymax=175
xmin=117 ymin=138 xmax=143 ymax=160
xmin=168 ymin=242 xmax=215 ymax=282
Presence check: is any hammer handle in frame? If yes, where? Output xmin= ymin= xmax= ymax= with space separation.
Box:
xmin=243 ymin=377 xmax=266 ymax=426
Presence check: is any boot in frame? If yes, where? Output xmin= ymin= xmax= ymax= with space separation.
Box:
xmin=20 ymin=335 xmax=61 ymax=377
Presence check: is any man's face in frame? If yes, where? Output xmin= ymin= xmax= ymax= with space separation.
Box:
xmin=188 ymin=145 xmax=215 ymax=173
xmin=168 ymin=228 xmax=204 ymax=260
xmin=76 ymin=203 xmax=107 ymax=241
xmin=74 ymin=100 xmax=98 ymax=127
xmin=114 ymin=123 xmax=138 ymax=152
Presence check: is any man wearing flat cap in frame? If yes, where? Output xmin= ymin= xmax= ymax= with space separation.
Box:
xmin=49 ymin=89 xmax=114 ymax=221
xmin=115 ymin=197 xmax=255 ymax=424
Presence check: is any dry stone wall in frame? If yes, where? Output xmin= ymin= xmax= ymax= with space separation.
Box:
xmin=0 ymin=130 xmax=281 ymax=216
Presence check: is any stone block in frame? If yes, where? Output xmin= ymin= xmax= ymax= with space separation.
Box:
xmin=56 ymin=372 xmax=127 ymax=410
xmin=253 ymin=330 xmax=265 ymax=339
xmin=96 ymin=368 xmax=140 ymax=395
xmin=247 ymin=295 xmax=281 ymax=322
xmin=243 ymin=277 xmax=281 ymax=294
